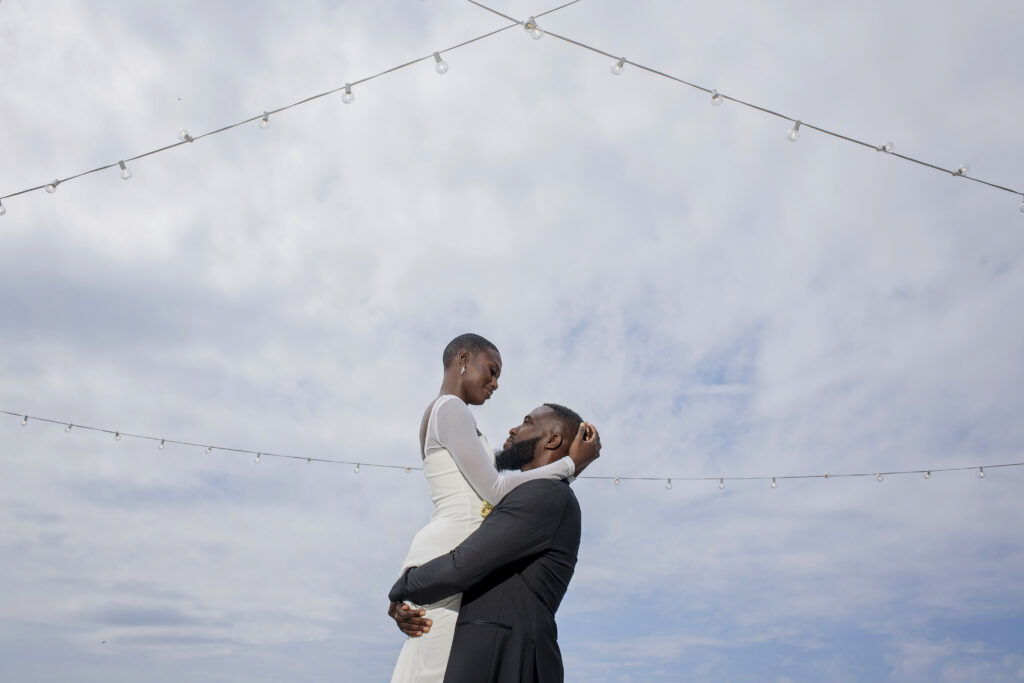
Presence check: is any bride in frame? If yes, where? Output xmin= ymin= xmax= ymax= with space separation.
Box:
xmin=389 ymin=333 xmax=593 ymax=682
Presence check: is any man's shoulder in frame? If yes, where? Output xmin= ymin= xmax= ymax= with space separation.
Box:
xmin=506 ymin=477 xmax=576 ymax=509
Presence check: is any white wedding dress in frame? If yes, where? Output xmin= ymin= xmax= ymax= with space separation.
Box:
xmin=390 ymin=395 xmax=575 ymax=683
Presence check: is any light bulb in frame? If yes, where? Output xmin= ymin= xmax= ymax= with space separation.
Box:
xmin=666 ymin=478 xmax=672 ymax=490
xmin=1018 ymin=197 xmax=1024 ymax=213
xmin=924 ymin=471 xmax=931 ymax=479
xmin=255 ymin=452 xmax=261 ymax=464
xmin=718 ymin=478 xmax=725 ymax=489
xmin=306 ymin=457 xmax=311 ymax=463
xmin=405 ymin=466 xmax=411 ymax=473
xmin=954 ymin=164 xmax=970 ymax=176
xmin=824 ymin=472 xmax=830 ymax=479
xmin=159 ymin=439 xmax=165 ymax=449
xmin=258 ymin=112 xmax=270 ymax=129
xmin=45 ymin=180 xmax=59 ymax=193
xmin=354 ymin=463 xmax=361 ymax=473
xmin=710 ymin=89 xmax=722 ymax=106
xmin=342 ymin=84 xmax=354 ymax=104
xmin=433 ymin=52 xmax=449 ymax=74
xmin=877 ymin=473 xmax=883 ymax=482
xmin=878 ymin=141 xmax=894 ymax=153
xmin=65 ymin=424 xmax=72 ymax=433
xmin=177 ymin=128 xmax=193 ymax=142
xmin=611 ymin=57 xmax=626 ymax=75
xmin=205 ymin=446 xmax=212 ymax=454
xmin=787 ymin=121 xmax=801 ymax=142
xmin=613 ymin=477 xmax=620 ymax=485
xmin=115 ymin=432 xmax=121 ymax=441
xmin=21 ymin=415 xmax=28 ymax=425
xmin=0 ymin=200 xmax=6 ymax=216
xmin=118 ymin=161 xmax=132 ymax=180
xmin=523 ymin=16 xmax=543 ymax=39
xmin=771 ymin=477 xmax=777 ymax=489
xmin=978 ymin=467 xmax=985 ymax=478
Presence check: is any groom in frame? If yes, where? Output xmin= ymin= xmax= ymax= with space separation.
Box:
xmin=388 ymin=403 xmax=600 ymax=682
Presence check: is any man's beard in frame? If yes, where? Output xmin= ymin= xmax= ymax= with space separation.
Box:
xmin=494 ymin=437 xmax=541 ymax=471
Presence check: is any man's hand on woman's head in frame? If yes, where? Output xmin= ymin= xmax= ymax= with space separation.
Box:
xmin=388 ymin=601 xmax=432 ymax=637
xmin=568 ymin=422 xmax=601 ymax=476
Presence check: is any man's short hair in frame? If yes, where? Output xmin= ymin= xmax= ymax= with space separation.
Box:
xmin=442 ymin=333 xmax=499 ymax=368
xmin=543 ymin=403 xmax=583 ymax=441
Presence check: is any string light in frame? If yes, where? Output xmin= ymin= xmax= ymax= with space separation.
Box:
xmin=258 ymin=112 xmax=271 ymax=129
xmin=4 ymin=0 xmax=1019 ymax=214
xmin=44 ymin=180 xmax=59 ymax=193
xmin=954 ymin=164 xmax=970 ymax=177
xmin=611 ymin=57 xmax=626 ymax=75
xmin=1020 ymin=196 xmax=1024 ymax=213
xmin=878 ymin=141 xmax=895 ymax=153
xmin=118 ymin=161 xmax=132 ymax=180
xmin=523 ymin=16 xmax=544 ymax=40
xmin=5 ymin=410 xmax=1022 ymax=488
xmin=433 ymin=52 xmax=449 ymax=74
xmin=710 ymin=89 xmax=722 ymax=106
xmin=0 ymin=199 xmax=6 ymax=216
xmin=787 ymin=121 xmax=801 ymax=142
xmin=342 ymin=83 xmax=354 ymax=104
xmin=255 ymin=452 xmax=261 ymax=464
xmin=177 ymin=128 xmax=194 ymax=143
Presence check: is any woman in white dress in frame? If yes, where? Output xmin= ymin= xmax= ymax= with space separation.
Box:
xmin=389 ymin=334 xmax=590 ymax=683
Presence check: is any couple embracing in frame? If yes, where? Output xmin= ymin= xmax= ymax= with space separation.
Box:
xmin=386 ymin=333 xmax=602 ymax=682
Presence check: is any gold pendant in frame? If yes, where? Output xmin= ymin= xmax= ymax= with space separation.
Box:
xmin=480 ymin=502 xmax=494 ymax=518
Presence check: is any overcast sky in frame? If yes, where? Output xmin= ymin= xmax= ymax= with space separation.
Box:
xmin=2 ymin=1 xmax=1023 ymax=681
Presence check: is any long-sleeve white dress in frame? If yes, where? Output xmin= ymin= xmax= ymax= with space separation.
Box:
xmin=390 ymin=395 xmax=575 ymax=683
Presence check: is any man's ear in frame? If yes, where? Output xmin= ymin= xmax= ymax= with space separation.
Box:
xmin=544 ymin=432 xmax=563 ymax=451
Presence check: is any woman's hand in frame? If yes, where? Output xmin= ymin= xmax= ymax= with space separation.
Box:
xmin=568 ymin=422 xmax=601 ymax=476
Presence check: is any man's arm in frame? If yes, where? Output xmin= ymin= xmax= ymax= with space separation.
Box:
xmin=389 ymin=480 xmax=569 ymax=606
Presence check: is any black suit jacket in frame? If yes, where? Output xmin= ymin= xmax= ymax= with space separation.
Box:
xmin=389 ymin=478 xmax=581 ymax=683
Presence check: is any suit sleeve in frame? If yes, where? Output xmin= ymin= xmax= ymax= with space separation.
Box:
xmin=389 ymin=480 xmax=569 ymax=605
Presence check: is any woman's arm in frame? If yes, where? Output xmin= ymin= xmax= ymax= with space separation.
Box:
xmin=433 ymin=397 xmax=574 ymax=505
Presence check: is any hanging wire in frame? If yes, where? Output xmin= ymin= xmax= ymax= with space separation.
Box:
xmin=7 ymin=409 xmax=1023 ymax=485
xmin=0 ymin=0 xmax=583 ymax=205
xmin=465 ymin=0 xmax=1023 ymax=202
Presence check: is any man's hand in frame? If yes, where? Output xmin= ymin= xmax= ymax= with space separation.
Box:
xmin=568 ymin=422 xmax=601 ymax=476
xmin=388 ymin=601 xmax=432 ymax=637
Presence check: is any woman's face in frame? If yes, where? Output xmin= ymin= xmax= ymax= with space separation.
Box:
xmin=461 ymin=348 xmax=502 ymax=405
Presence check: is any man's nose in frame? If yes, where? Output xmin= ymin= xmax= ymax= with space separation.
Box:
xmin=508 ymin=426 xmax=517 ymax=436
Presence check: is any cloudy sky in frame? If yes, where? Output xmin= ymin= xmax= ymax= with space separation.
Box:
xmin=2 ymin=1 xmax=1023 ymax=681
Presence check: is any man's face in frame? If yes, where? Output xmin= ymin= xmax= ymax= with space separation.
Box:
xmin=495 ymin=406 xmax=557 ymax=471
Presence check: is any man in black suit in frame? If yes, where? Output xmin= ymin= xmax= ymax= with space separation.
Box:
xmin=388 ymin=403 xmax=601 ymax=682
